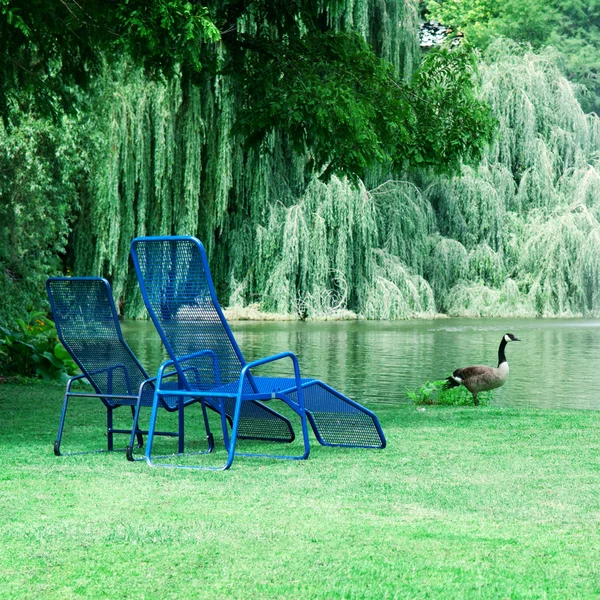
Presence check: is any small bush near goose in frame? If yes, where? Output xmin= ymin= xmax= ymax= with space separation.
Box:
xmin=406 ymin=379 xmax=493 ymax=406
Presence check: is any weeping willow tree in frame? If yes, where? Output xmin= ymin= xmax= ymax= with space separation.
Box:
xmin=72 ymin=0 xmax=436 ymax=319
xmin=246 ymin=178 xmax=436 ymax=319
xmin=65 ymin=4 xmax=600 ymax=319
xmin=427 ymin=40 xmax=600 ymax=317
xmin=245 ymin=40 xmax=600 ymax=318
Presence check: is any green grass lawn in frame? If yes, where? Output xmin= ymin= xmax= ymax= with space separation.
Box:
xmin=1 ymin=382 xmax=600 ymax=599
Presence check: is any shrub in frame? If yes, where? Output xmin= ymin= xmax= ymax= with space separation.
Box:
xmin=406 ymin=379 xmax=493 ymax=406
xmin=0 ymin=311 xmax=78 ymax=382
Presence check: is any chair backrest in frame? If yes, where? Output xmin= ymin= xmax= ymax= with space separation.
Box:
xmin=46 ymin=277 xmax=149 ymax=396
xmin=131 ymin=236 xmax=245 ymax=390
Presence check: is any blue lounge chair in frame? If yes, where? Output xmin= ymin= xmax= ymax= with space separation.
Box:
xmin=130 ymin=236 xmax=386 ymax=470
xmin=46 ymin=277 xmax=213 ymax=458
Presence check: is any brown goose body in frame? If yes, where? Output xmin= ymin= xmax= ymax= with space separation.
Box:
xmin=444 ymin=334 xmax=520 ymax=405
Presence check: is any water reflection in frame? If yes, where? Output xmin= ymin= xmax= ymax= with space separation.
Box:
xmin=121 ymin=318 xmax=600 ymax=410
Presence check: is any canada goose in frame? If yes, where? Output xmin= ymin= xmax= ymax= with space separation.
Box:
xmin=444 ymin=333 xmax=520 ymax=405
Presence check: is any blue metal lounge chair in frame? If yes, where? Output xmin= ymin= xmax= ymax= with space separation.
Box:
xmin=130 ymin=236 xmax=386 ymax=470
xmin=46 ymin=277 xmax=213 ymax=459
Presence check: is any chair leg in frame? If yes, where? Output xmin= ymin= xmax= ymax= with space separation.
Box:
xmin=127 ymin=399 xmax=144 ymax=461
xmin=224 ymin=396 xmax=244 ymax=470
xmin=277 ymin=392 xmax=310 ymax=461
xmin=107 ymin=407 xmax=114 ymax=451
xmin=144 ymin=391 xmax=160 ymax=463
xmin=54 ymin=393 xmax=70 ymax=456
xmin=178 ymin=397 xmax=185 ymax=454
xmin=131 ymin=405 xmax=144 ymax=447
xmin=298 ymin=406 xmax=310 ymax=461
xmin=199 ymin=400 xmax=215 ymax=452
xmin=224 ymin=391 xmax=310 ymax=469
xmin=219 ymin=398 xmax=231 ymax=451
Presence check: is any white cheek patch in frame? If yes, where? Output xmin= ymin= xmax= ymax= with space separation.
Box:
xmin=504 ymin=334 xmax=510 ymax=342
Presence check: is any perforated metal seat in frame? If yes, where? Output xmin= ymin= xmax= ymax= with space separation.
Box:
xmin=131 ymin=236 xmax=386 ymax=470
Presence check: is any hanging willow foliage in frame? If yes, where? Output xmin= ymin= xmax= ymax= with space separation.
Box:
xmin=70 ymin=0 xmax=424 ymax=319
xmin=431 ymin=40 xmax=600 ymax=317
xmin=68 ymin=12 xmax=600 ymax=319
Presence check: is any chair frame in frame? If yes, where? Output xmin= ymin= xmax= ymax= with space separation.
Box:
xmin=47 ymin=276 xmax=213 ymax=459
xmin=144 ymin=349 xmax=311 ymax=470
xmin=131 ymin=236 xmax=385 ymax=471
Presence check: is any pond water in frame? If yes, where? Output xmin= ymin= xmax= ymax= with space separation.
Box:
xmin=121 ymin=318 xmax=600 ymax=411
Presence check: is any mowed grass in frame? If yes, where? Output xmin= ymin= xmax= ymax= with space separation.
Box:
xmin=1 ymin=383 xmax=600 ymax=599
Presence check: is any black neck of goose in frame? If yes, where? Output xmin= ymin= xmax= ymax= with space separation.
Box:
xmin=498 ymin=338 xmax=508 ymax=367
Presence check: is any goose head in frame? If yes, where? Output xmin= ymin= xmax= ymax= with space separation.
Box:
xmin=503 ymin=333 xmax=520 ymax=342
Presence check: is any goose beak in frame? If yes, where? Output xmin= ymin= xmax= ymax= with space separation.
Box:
xmin=513 ymin=336 xmax=521 ymax=342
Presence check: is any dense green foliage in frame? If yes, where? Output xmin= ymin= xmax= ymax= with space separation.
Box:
xmin=0 ymin=0 xmax=491 ymax=177
xmin=0 ymin=0 xmax=498 ymax=329
xmin=79 ymin=37 xmax=599 ymax=319
xmin=0 ymin=311 xmax=77 ymax=381
xmin=238 ymin=32 xmax=493 ymax=179
xmin=431 ymin=42 xmax=600 ymax=317
xmin=2 ymin=0 xmax=600 ymax=326
xmin=0 ymin=0 xmax=218 ymax=117
xmin=423 ymin=0 xmax=600 ymax=112
xmin=0 ymin=109 xmax=85 ymax=325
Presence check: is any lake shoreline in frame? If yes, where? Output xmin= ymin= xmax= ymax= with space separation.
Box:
xmin=221 ymin=304 xmax=588 ymax=321
xmin=225 ymin=305 xmax=470 ymax=321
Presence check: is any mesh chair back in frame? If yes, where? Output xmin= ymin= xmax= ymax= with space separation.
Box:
xmin=47 ymin=277 xmax=149 ymax=397
xmin=131 ymin=237 xmax=244 ymax=390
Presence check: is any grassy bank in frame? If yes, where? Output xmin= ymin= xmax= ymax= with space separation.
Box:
xmin=1 ymin=382 xmax=600 ymax=599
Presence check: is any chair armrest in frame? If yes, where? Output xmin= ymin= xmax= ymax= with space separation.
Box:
xmin=84 ymin=364 xmax=128 ymax=378
xmin=242 ymin=351 xmax=300 ymax=372
xmin=67 ymin=364 xmax=135 ymax=396
xmin=238 ymin=352 xmax=302 ymax=398
xmin=137 ymin=365 xmax=208 ymax=396
xmin=71 ymin=364 xmax=128 ymax=385
xmin=65 ymin=373 xmax=90 ymax=393
xmin=155 ymin=349 xmax=221 ymax=387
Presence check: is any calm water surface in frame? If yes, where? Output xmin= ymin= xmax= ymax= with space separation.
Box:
xmin=121 ymin=318 xmax=600 ymax=411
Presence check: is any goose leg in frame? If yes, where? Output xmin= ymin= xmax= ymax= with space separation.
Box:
xmin=473 ymin=392 xmax=479 ymax=406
